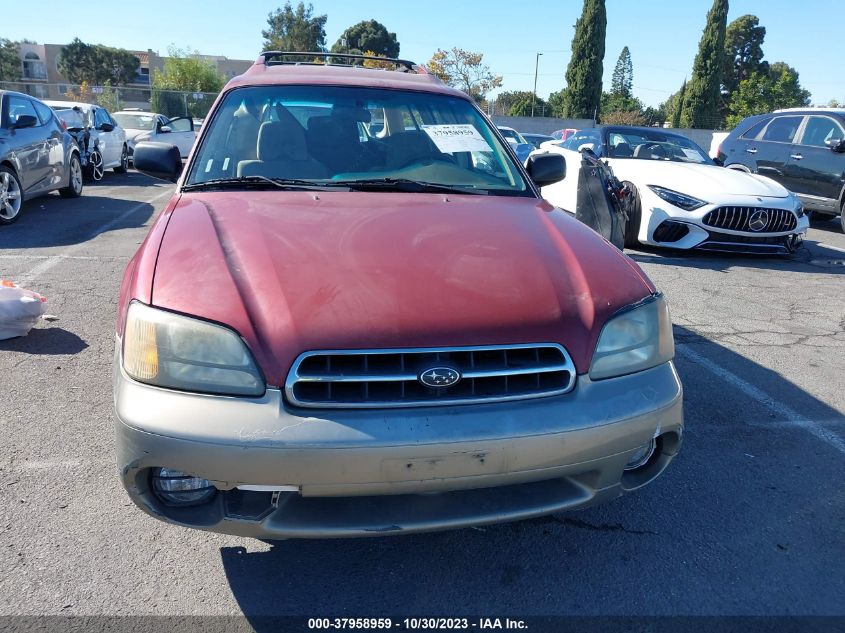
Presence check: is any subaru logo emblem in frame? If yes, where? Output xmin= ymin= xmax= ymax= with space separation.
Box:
xmin=748 ymin=210 xmax=769 ymax=232
xmin=419 ymin=366 xmax=461 ymax=388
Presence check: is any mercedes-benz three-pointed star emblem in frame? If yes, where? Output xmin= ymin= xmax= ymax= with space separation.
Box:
xmin=748 ymin=209 xmax=769 ymax=232
xmin=418 ymin=366 xmax=462 ymax=388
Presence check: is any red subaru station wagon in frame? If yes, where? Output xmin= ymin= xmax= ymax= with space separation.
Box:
xmin=115 ymin=52 xmax=683 ymax=538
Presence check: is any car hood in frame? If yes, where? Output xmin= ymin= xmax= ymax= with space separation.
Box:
xmin=608 ymin=159 xmax=790 ymax=198
xmin=123 ymin=128 xmax=148 ymax=142
xmin=150 ymin=191 xmax=654 ymax=385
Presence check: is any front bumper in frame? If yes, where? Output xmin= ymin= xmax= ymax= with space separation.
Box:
xmin=115 ymin=360 xmax=683 ymax=538
xmin=639 ymin=199 xmax=809 ymax=253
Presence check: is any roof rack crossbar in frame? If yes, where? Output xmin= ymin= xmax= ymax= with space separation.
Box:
xmin=259 ymin=51 xmax=423 ymax=73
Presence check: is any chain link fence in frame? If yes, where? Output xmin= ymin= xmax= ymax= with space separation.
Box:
xmin=0 ymin=82 xmax=219 ymax=119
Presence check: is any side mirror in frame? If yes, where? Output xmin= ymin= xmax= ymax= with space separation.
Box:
xmin=712 ymin=156 xmax=724 ymax=166
xmin=526 ymin=153 xmax=566 ymax=187
xmin=98 ymin=122 xmax=114 ymax=132
xmin=11 ymin=114 xmax=38 ymax=130
xmin=134 ymin=141 xmax=182 ymax=183
xmin=159 ymin=125 xmax=172 ymax=133
xmin=825 ymin=138 xmax=845 ymax=153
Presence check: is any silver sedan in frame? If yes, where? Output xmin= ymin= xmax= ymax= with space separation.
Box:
xmin=0 ymin=90 xmax=83 ymax=224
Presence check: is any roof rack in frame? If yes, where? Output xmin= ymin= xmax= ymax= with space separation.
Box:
xmin=259 ymin=51 xmax=426 ymax=74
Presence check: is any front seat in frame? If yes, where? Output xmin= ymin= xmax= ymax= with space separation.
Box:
xmin=237 ymin=111 xmax=328 ymax=180
xmin=610 ymin=142 xmax=633 ymax=158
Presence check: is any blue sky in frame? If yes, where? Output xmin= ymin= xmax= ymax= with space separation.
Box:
xmin=6 ymin=0 xmax=843 ymax=107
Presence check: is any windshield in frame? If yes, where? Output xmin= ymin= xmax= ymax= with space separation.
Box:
xmin=53 ymin=108 xmax=87 ymax=130
xmin=498 ymin=128 xmax=525 ymax=144
xmin=606 ymin=129 xmax=712 ymax=164
xmin=113 ymin=113 xmax=156 ymax=130
xmin=187 ymin=86 xmax=530 ymax=195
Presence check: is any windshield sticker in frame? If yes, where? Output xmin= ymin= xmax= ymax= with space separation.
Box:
xmin=421 ymin=124 xmax=492 ymax=153
xmin=681 ymin=148 xmax=702 ymax=160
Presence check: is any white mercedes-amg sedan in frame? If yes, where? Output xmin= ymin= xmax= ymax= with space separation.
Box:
xmin=535 ymin=126 xmax=809 ymax=255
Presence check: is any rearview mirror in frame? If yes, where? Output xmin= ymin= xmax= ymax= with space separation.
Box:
xmin=98 ymin=122 xmax=114 ymax=132
xmin=526 ymin=153 xmax=566 ymax=187
xmin=11 ymin=114 xmax=38 ymax=130
xmin=134 ymin=141 xmax=182 ymax=183
xmin=825 ymin=138 xmax=845 ymax=152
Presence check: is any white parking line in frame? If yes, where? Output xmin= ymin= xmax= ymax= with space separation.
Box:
xmin=677 ymin=344 xmax=845 ymax=456
xmin=17 ymin=188 xmax=172 ymax=287
xmin=0 ymin=255 xmax=124 ymax=261
xmin=818 ymin=243 xmax=845 ymax=254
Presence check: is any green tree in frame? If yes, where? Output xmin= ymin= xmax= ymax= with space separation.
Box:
xmin=509 ymin=95 xmax=548 ymax=117
xmin=426 ymin=48 xmax=502 ymax=102
xmin=680 ymin=0 xmax=728 ymax=128
xmin=722 ymin=14 xmax=767 ymax=96
xmin=547 ymin=89 xmax=568 ymax=118
xmin=0 ymin=38 xmax=20 ymax=82
xmin=493 ymin=90 xmax=542 ymax=116
xmin=151 ymin=48 xmax=225 ymax=118
xmin=331 ymin=20 xmax=399 ymax=58
xmin=671 ymin=80 xmax=687 ymax=128
xmin=601 ymin=91 xmax=642 ymax=119
xmin=262 ymin=2 xmax=327 ymax=53
xmin=725 ymin=62 xmax=811 ymax=128
xmin=610 ymin=46 xmax=633 ymax=97
xmin=59 ymin=38 xmax=140 ymax=86
xmin=562 ymin=0 xmax=607 ymax=119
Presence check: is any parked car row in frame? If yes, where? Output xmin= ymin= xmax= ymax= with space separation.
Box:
xmin=0 ymin=89 xmax=198 ymax=223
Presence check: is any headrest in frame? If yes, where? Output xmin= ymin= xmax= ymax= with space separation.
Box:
xmin=332 ymin=106 xmax=371 ymax=123
xmin=257 ymin=118 xmax=307 ymax=162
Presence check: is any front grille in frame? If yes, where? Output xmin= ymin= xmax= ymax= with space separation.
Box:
xmin=285 ymin=344 xmax=577 ymax=408
xmin=702 ymin=207 xmax=797 ymax=233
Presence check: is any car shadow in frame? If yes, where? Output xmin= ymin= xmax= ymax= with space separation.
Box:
xmin=0 ymin=193 xmax=156 ymax=249
xmin=807 ymin=214 xmax=842 ymax=234
xmin=218 ymin=325 xmax=845 ymax=618
xmin=627 ymin=239 xmax=845 ymax=275
xmin=0 ymin=326 xmax=88 ymax=355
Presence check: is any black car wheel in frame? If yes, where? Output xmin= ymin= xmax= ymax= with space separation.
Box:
xmin=87 ymin=149 xmax=104 ymax=181
xmin=114 ymin=145 xmax=128 ymax=174
xmin=623 ymin=181 xmax=641 ymax=248
xmin=840 ymin=198 xmax=844 ymax=234
xmin=0 ymin=166 xmax=23 ymax=225
xmin=59 ymin=154 xmax=84 ymax=198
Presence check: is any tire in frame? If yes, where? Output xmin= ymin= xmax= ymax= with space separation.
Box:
xmin=0 ymin=165 xmax=23 ymax=225
xmin=114 ymin=144 xmax=128 ymax=174
xmin=840 ymin=198 xmax=845 ymax=234
xmin=725 ymin=164 xmax=750 ymax=173
xmin=59 ymin=154 xmax=84 ymax=198
xmin=86 ymin=148 xmax=104 ymax=182
xmin=623 ymin=180 xmax=641 ymax=248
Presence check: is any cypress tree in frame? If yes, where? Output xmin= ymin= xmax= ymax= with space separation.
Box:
xmin=562 ymin=0 xmax=607 ymax=119
xmin=610 ymin=46 xmax=633 ymax=97
xmin=680 ymin=0 xmax=729 ymax=128
xmin=671 ymin=80 xmax=687 ymax=128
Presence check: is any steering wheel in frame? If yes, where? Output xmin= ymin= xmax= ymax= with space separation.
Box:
xmin=638 ymin=142 xmax=667 ymax=159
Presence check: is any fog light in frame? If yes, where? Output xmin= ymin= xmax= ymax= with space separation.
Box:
xmin=624 ymin=439 xmax=656 ymax=471
xmin=152 ymin=468 xmax=217 ymax=506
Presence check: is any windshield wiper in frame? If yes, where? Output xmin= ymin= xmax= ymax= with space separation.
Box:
xmin=330 ymin=178 xmax=489 ymax=195
xmin=182 ymin=175 xmax=347 ymax=192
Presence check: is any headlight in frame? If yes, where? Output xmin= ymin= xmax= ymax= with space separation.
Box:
xmin=647 ymin=185 xmax=707 ymax=211
xmin=122 ymin=302 xmax=264 ymax=396
xmin=589 ymin=295 xmax=675 ymax=380
xmin=792 ymin=197 xmax=804 ymax=218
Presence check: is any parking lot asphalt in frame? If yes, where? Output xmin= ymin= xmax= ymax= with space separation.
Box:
xmin=0 ymin=171 xmax=843 ymax=618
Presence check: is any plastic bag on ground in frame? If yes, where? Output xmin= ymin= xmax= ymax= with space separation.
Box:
xmin=0 ymin=280 xmax=47 ymax=340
